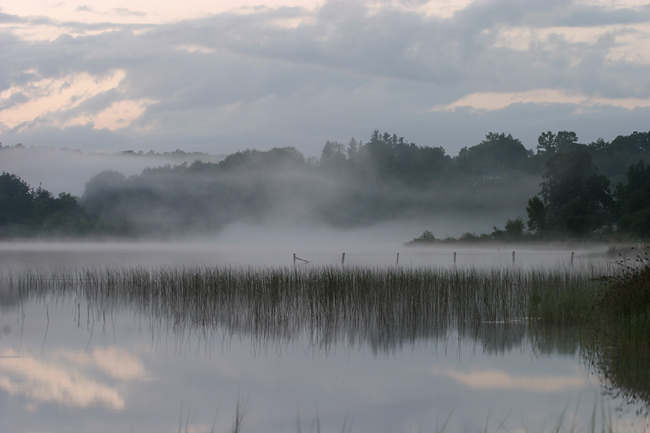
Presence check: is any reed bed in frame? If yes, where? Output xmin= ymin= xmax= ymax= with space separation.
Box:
xmin=4 ymin=263 xmax=649 ymax=422
xmin=0 ymin=264 xmax=606 ymax=346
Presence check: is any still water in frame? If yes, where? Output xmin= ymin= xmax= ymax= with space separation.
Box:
xmin=0 ymin=241 xmax=647 ymax=432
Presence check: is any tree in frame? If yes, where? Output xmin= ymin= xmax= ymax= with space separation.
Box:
xmin=539 ymin=151 xmax=613 ymax=235
xmin=615 ymin=160 xmax=650 ymax=238
xmin=457 ymin=132 xmax=530 ymax=173
xmin=504 ymin=217 xmax=525 ymax=238
xmin=589 ymin=130 xmax=650 ymax=180
xmin=0 ymin=172 xmax=33 ymax=225
xmin=492 ymin=217 xmax=525 ymax=240
xmin=526 ymin=196 xmax=546 ymax=233
xmin=0 ymin=172 xmax=90 ymax=236
xmin=536 ymin=131 xmax=578 ymax=155
xmin=347 ymin=138 xmax=359 ymax=158
xmin=82 ymin=170 xmax=127 ymax=216
xmin=320 ymin=140 xmax=346 ymax=169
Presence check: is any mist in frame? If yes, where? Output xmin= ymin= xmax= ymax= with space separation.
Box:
xmin=0 ymin=145 xmax=224 ymax=196
xmin=3 ymin=128 xmax=646 ymax=245
xmin=72 ymin=141 xmax=540 ymax=240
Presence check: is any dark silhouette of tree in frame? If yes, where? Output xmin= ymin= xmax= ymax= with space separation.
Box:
xmin=615 ymin=160 xmax=650 ymax=238
xmin=0 ymin=172 xmax=93 ymax=237
xmin=457 ymin=132 xmax=530 ymax=174
xmin=588 ymin=131 xmax=650 ymax=180
xmin=536 ymin=131 xmax=578 ymax=155
xmin=320 ymin=140 xmax=346 ymax=169
xmin=526 ymin=196 xmax=546 ymax=233
xmin=540 ymin=151 xmax=613 ymax=236
xmin=0 ymin=172 xmax=33 ymax=225
xmin=504 ymin=217 xmax=525 ymax=238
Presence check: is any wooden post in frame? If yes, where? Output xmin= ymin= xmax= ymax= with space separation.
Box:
xmin=512 ymin=251 xmax=516 ymax=265
xmin=571 ymin=251 xmax=574 ymax=266
xmin=396 ymin=252 xmax=399 ymax=266
xmin=293 ymin=253 xmax=296 ymax=266
xmin=453 ymin=252 xmax=456 ymax=265
xmin=341 ymin=252 xmax=346 ymax=267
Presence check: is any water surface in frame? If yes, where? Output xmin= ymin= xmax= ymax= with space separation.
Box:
xmin=0 ymin=241 xmax=646 ymax=433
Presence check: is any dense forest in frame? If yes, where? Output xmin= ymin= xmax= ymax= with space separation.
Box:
xmin=1 ymin=129 xmax=649 ymax=240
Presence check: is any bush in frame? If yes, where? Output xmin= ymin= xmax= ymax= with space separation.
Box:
xmin=597 ymin=246 xmax=650 ymax=339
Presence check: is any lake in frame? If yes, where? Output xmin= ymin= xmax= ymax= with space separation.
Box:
xmin=0 ymin=241 xmax=647 ymax=433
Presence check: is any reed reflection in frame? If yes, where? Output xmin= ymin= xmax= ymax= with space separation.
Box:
xmin=2 ymin=264 xmax=648 ymax=416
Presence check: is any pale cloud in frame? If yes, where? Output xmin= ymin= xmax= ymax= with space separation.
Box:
xmin=420 ymin=0 xmax=474 ymax=18
xmin=0 ymin=69 xmax=155 ymax=131
xmin=429 ymin=90 xmax=650 ymax=113
xmin=0 ymin=348 xmax=125 ymax=410
xmin=1 ymin=0 xmax=325 ymax=25
xmin=174 ymin=44 xmax=216 ymax=53
xmin=65 ymin=98 xmax=156 ymax=130
xmin=91 ymin=346 xmax=147 ymax=380
xmin=59 ymin=346 xmax=148 ymax=381
xmin=493 ymin=23 xmax=650 ymax=64
xmin=0 ymin=346 xmax=149 ymax=410
xmin=435 ymin=367 xmax=585 ymax=392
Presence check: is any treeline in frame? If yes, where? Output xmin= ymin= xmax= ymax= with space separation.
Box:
xmin=0 ymin=173 xmax=119 ymax=237
xmin=409 ymin=130 xmax=650 ymax=243
xmin=78 ymin=132 xmax=543 ymax=236
xmin=1 ymin=129 xmax=649 ymax=239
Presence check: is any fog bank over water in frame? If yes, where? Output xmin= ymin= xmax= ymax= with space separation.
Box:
xmin=0 ymin=224 xmax=612 ymax=271
xmin=0 ymin=145 xmax=223 ymax=196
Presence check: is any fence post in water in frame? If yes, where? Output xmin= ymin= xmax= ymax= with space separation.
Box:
xmin=341 ymin=252 xmax=346 ymax=267
xmin=512 ymin=251 xmax=516 ymax=265
xmin=396 ymin=252 xmax=399 ymax=266
xmin=453 ymin=252 xmax=457 ymax=265
xmin=571 ymin=251 xmax=574 ymax=266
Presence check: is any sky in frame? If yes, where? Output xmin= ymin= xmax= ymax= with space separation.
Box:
xmin=1 ymin=0 xmax=650 ymax=157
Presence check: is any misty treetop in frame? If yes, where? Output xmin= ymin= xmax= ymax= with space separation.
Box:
xmin=1 ymin=129 xmax=650 ymax=240
xmin=0 ymin=172 xmax=110 ymax=238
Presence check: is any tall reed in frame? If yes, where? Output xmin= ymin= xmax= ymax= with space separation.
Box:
xmin=0 ymin=264 xmax=606 ymax=346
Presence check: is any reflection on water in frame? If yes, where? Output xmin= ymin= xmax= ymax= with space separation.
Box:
xmin=0 ymin=262 xmax=648 ymax=432
xmin=584 ymin=336 xmax=650 ymax=417
xmin=0 ymin=347 xmax=130 ymax=410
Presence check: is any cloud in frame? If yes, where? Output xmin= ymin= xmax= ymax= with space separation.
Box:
xmin=73 ymin=346 xmax=147 ymax=380
xmin=75 ymin=5 xmax=95 ymax=13
xmin=0 ymin=69 xmax=157 ymax=131
xmin=0 ymin=346 xmax=150 ymax=410
xmin=430 ymin=89 xmax=650 ymax=112
xmin=0 ymin=12 xmax=23 ymax=23
xmin=556 ymin=5 xmax=647 ymax=27
xmin=434 ymin=367 xmax=585 ymax=392
xmin=1 ymin=0 xmax=650 ymax=156
xmin=113 ymin=8 xmax=146 ymax=18
xmin=0 ymin=348 xmax=125 ymax=410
